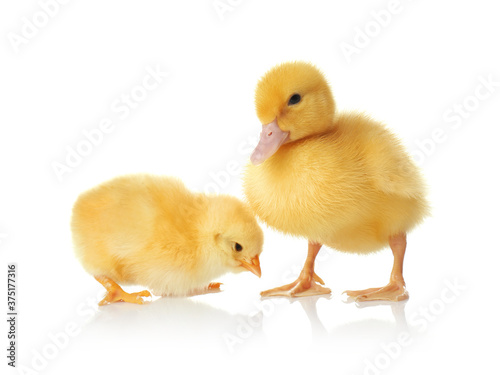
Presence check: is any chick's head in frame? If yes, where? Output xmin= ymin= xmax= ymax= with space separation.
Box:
xmin=251 ymin=61 xmax=336 ymax=165
xmin=208 ymin=196 xmax=264 ymax=277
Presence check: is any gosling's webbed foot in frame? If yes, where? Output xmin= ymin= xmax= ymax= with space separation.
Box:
xmin=344 ymin=281 xmax=408 ymax=302
xmin=261 ymin=272 xmax=331 ymax=298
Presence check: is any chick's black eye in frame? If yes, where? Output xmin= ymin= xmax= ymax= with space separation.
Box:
xmin=288 ymin=94 xmax=301 ymax=105
xmin=235 ymin=243 xmax=243 ymax=251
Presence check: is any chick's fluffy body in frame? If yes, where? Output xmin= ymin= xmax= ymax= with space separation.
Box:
xmin=244 ymin=62 xmax=429 ymax=253
xmin=72 ymin=174 xmax=263 ymax=295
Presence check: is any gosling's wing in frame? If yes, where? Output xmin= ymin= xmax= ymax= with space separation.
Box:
xmin=337 ymin=112 xmax=426 ymax=199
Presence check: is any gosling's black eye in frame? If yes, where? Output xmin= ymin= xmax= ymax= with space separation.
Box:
xmin=288 ymin=94 xmax=301 ymax=105
xmin=235 ymin=243 xmax=243 ymax=251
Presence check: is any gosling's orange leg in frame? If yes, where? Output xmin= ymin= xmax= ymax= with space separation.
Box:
xmin=344 ymin=233 xmax=409 ymax=302
xmin=261 ymin=242 xmax=331 ymax=298
xmin=95 ymin=276 xmax=152 ymax=306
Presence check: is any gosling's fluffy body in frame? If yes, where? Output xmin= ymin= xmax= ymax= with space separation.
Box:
xmin=72 ymin=174 xmax=263 ymax=296
xmin=244 ymin=62 xmax=429 ymax=254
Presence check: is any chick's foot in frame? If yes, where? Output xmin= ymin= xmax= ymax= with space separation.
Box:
xmin=261 ymin=272 xmax=331 ymax=298
xmin=207 ymin=282 xmax=222 ymax=290
xmin=344 ymin=281 xmax=408 ymax=302
xmin=95 ymin=276 xmax=152 ymax=306
xmin=99 ymin=289 xmax=152 ymax=306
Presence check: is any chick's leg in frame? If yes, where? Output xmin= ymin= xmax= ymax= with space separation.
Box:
xmin=261 ymin=242 xmax=331 ymax=298
xmin=95 ymin=276 xmax=152 ymax=306
xmin=208 ymin=282 xmax=222 ymax=290
xmin=344 ymin=233 xmax=409 ymax=302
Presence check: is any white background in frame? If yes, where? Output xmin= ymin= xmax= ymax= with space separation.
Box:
xmin=1 ymin=1 xmax=499 ymax=374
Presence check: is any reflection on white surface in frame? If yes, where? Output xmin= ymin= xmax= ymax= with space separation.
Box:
xmin=9 ymin=226 xmax=489 ymax=375
xmin=6 ymin=246 xmax=493 ymax=375
xmin=57 ymin=291 xmax=416 ymax=375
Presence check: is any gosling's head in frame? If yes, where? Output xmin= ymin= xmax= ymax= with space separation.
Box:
xmin=207 ymin=195 xmax=264 ymax=277
xmin=251 ymin=61 xmax=336 ymax=165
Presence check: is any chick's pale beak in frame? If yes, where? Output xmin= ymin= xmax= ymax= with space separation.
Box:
xmin=250 ymin=119 xmax=289 ymax=165
xmin=240 ymin=256 xmax=261 ymax=278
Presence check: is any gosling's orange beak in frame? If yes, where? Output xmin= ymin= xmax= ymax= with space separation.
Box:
xmin=240 ymin=256 xmax=261 ymax=278
xmin=250 ymin=119 xmax=289 ymax=165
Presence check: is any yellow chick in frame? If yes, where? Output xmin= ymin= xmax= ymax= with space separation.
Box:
xmin=244 ymin=62 xmax=429 ymax=301
xmin=72 ymin=174 xmax=263 ymax=305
